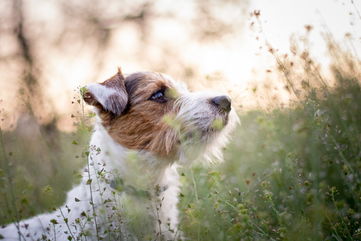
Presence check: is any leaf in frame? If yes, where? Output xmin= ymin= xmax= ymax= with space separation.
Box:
xmin=42 ymin=185 xmax=53 ymax=194
xmin=50 ymin=219 xmax=58 ymax=225
xmin=88 ymin=112 xmax=96 ymax=118
xmin=75 ymin=198 xmax=80 ymax=202
xmin=79 ymin=86 xmax=88 ymax=96
xmin=21 ymin=198 xmax=29 ymax=205
xmin=86 ymin=179 xmax=92 ymax=185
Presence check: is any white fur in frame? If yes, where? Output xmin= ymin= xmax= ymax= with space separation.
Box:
xmin=86 ymin=83 xmax=118 ymax=109
xmin=0 ymin=78 xmax=238 ymax=241
xmin=175 ymin=92 xmax=239 ymax=163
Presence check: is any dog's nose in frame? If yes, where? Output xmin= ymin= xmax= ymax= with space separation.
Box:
xmin=211 ymin=95 xmax=231 ymax=112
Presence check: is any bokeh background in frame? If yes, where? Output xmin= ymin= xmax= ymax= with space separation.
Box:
xmin=1 ymin=0 xmax=361 ymax=240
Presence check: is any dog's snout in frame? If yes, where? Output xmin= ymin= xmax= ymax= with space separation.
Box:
xmin=211 ymin=95 xmax=231 ymax=112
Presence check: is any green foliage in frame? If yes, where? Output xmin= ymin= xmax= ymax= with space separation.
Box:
xmin=1 ymin=40 xmax=360 ymax=240
xmin=179 ymin=74 xmax=361 ymax=240
xmin=0 ymin=127 xmax=90 ymax=224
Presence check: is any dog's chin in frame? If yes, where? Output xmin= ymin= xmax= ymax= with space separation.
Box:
xmin=177 ymin=113 xmax=232 ymax=162
xmin=201 ymin=114 xmax=229 ymax=135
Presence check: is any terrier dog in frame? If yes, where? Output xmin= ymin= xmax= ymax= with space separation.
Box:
xmin=0 ymin=69 xmax=238 ymax=240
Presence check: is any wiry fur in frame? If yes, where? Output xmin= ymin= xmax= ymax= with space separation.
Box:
xmin=0 ymin=70 xmax=238 ymax=241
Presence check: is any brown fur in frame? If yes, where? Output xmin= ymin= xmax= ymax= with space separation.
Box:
xmin=86 ymin=72 xmax=180 ymax=159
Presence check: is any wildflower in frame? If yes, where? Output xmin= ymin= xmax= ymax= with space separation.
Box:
xmin=304 ymin=25 xmax=313 ymax=32
xmin=253 ymin=10 xmax=261 ymax=17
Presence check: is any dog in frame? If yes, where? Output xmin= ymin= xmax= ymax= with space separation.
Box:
xmin=0 ymin=69 xmax=238 ymax=240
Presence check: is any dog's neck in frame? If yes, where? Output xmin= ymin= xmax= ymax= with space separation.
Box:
xmin=88 ymin=121 xmax=175 ymax=193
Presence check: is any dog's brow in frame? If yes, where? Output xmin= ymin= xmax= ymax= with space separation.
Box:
xmin=125 ymin=74 xmax=144 ymax=96
xmin=125 ymin=72 xmax=171 ymax=98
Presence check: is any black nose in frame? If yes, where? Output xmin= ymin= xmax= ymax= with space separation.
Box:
xmin=211 ymin=95 xmax=231 ymax=112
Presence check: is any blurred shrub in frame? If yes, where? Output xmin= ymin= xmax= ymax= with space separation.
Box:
xmin=179 ymin=41 xmax=361 ymax=240
xmin=0 ymin=123 xmax=90 ymax=225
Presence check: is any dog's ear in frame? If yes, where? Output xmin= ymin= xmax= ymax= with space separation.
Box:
xmin=82 ymin=68 xmax=128 ymax=116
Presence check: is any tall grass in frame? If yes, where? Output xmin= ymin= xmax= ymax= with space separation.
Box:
xmin=0 ymin=120 xmax=90 ymax=225
xmin=179 ymin=40 xmax=361 ymax=240
xmin=0 ymin=37 xmax=360 ymax=240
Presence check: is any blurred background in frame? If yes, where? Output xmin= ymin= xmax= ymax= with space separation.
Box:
xmin=1 ymin=0 xmax=360 ymax=131
xmin=1 ymin=0 xmax=361 ymax=240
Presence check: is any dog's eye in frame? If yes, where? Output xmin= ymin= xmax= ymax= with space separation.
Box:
xmin=149 ymin=89 xmax=167 ymax=103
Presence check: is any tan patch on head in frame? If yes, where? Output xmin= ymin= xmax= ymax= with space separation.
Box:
xmin=103 ymin=72 xmax=180 ymax=159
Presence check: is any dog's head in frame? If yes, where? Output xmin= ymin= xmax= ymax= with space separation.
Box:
xmin=83 ymin=69 xmax=238 ymax=162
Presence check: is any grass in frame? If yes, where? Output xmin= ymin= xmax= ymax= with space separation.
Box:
xmin=178 ymin=39 xmax=361 ymax=240
xmin=0 ymin=39 xmax=360 ymax=240
xmin=0 ymin=125 xmax=90 ymax=225
xmin=179 ymin=76 xmax=361 ymax=240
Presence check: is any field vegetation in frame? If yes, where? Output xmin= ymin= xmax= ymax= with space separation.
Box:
xmin=0 ymin=4 xmax=361 ymax=239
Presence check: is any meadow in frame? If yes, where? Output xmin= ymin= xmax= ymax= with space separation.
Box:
xmin=0 ymin=39 xmax=360 ymax=241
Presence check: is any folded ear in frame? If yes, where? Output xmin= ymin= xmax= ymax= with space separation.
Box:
xmin=82 ymin=68 xmax=128 ymax=116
